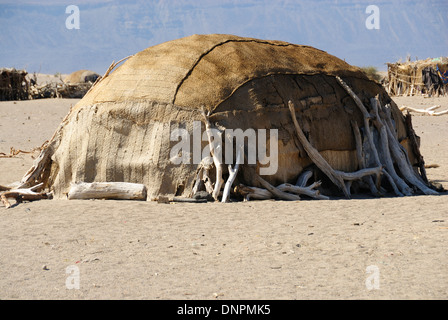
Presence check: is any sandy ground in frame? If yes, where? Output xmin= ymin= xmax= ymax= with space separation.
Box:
xmin=0 ymin=96 xmax=447 ymax=300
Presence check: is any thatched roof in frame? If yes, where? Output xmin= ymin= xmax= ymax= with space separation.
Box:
xmin=80 ymin=34 xmax=366 ymax=111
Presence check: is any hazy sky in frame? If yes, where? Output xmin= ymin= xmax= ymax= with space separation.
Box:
xmin=0 ymin=0 xmax=447 ymax=74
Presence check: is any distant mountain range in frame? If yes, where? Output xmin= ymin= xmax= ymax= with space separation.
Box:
xmin=1 ymin=0 xmax=447 ymax=74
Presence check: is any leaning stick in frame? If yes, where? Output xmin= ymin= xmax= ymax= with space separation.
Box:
xmin=254 ymin=174 xmax=301 ymax=201
xmin=191 ymin=167 xmax=204 ymax=196
xmin=277 ymin=181 xmax=329 ymax=200
xmin=334 ymin=167 xmax=383 ymax=181
xmin=18 ymin=105 xmax=75 ymax=188
xmin=351 ymin=121 xmax=365 ymax=169
xmin=336 ymin=76 xmax=381 ymax=167
xmin=336 ymin=76 xmax=407 ymax=195
xmin=382 ymin=104 xmax=398 ymax=140
xmin=221 ymin=146 xmax=243 ymax=203
xmin=351 ymin=121 xmax=380 ymax=196
xmin=404 ymin=112 xmax=428 ymax=183
xmin=201 ymin=106 xmax=224 ymax=201
xmin=202 ymin=167 xmax=215 ymax=195
xmin=370 ymin=98 xmax=411 ymax=196
xmin=190 ymin=156 xmax=214 ymax=196
xmin=288 ymin=100 xmax=349 ymax=197
xmin=373 ymin=97 xmax=438 ymax=195
xmin=384 ymin=121 xmax=438 ymax=195
xmin=296 ymin=170 xmax=313 ymax=187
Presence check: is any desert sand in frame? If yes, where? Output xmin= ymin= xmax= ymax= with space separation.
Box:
xmin=0 ymin=95 xmax=447 ymax=300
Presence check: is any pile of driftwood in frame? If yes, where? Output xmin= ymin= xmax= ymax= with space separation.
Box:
xmin=0 ymin=67 xmax=96 ymax=101
xmin=0 ymin=68 xmax=30 ymax=101
xmin=29 ymin=82 xmax=92 ymax=99
xmin=190 ymin=76 xmax=439 ymax=203
xmin=399 ymin=105 xmax=448 ymax=116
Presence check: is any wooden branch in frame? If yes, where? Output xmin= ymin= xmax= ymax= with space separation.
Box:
xmin=277 ymin=181 xmax=329 ymax=200
xmin=288 ymin=100 xmax=349 ymax=197
xmin=351 ymin=121 xmax=365 ymax=169
xmin=0 ymin=185 xmax=11 ymax=192
xmin=18 ymin=105 xmax=76 ymax=188
xmin=383 ymin=104 xmax=398 ymax=140
xmin=221 ymin=146 xmax=242 ymax=203
xmin=335 ymin=76 xmax=381 ymax=167
xmin=0 ymin=146 xmax=42 ymax=159
xmin=399 ymin=105 xmax=447 ymax=116
xmin=384 ymin=122 xmax=438 ymax=195
xmin=335 ymin=167 xmax=383 ymax=181
xmin=370 ymin=97 xmax=411 ymax=196
xmin=296 ymin=170 xmax=313 ymax=187
xmin=336 ymin=76 xmax=371 ymax=118
xmin=351 ymin=120 xmax=380 ymax=196
xmin=67 ymin=182 xmax=147 ymax=200
xmin=202 ymin=167 xmax=215 ymax=195
xmin=190 ymin=156 xmax=214 ymax=197
xmin=373 ymin=97 xmax=438 ymax=195
xmin=191 ymin=168 xmax=204 ymax=197
xmin=254 ymin=174 xmax=301 ymax=201
xmin=404 ymin=112 xmax=428 ymax=183
xmin=1 ymin=183 xmax=49 ymax=208
xmin=201 ymin=106 xmax=224 ymax=201
xmin=336 ymin=77 xmax=412 ymax=197
xmin=234 ymin=185 xmax=273 ymax=201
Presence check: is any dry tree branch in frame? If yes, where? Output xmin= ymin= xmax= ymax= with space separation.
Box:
xmin=1 ymin=183 xmax=49 ymax=209
xmin=221 ymin=146 xmax=243 ymax=203
xmin=373 ymin=98 xmax=438 ymax=195
xmin=200 ymin=106 xmax=224 ymax=200
xmin=288 ymin=100 xmax=349 ymax=197
xmin=0 ymin=146 xmax=42 ymax=159
xmin=399 ymin=105 xmax=448 ymax=116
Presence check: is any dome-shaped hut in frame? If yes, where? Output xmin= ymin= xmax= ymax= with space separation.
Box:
xmin=14 ymin=34 xmax=438 ymax=203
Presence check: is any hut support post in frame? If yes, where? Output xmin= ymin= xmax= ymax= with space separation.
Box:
xmin=277 ymin=181 xmax=329 ymax=200
xmin=296 ymin=170 xmax=313 ymax=187
xmin=351 ymin=120 xmax=380 ymax=196
xmin=67 ymin=182 xmax=147 ymax=200
xmin=221 ymin=147 xmax=242 ymax=203
xmin=371 ymin=97 xmax=438 ymax=195
xmin=288 ymin=101 xmax=382 ymax=198
xmin=201 ymin=107 xmax=224 ymax=201
xmin=370 ymin=98 xmax=412 ymax=196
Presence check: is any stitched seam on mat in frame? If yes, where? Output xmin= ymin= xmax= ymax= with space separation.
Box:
xmin=171 ymin=39 xmax=304 ymax=105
